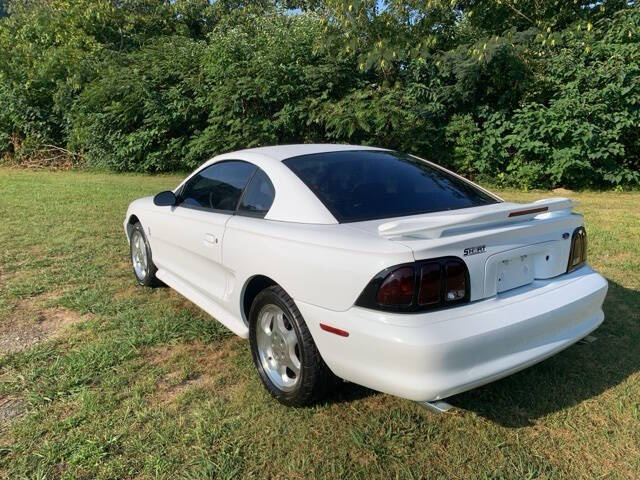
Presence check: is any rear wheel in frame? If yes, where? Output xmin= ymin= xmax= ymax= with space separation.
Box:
xmin=249 ymin=285 xmax=340 ymax=406
xmin=129 ymin=222 xmax=159 ymax=287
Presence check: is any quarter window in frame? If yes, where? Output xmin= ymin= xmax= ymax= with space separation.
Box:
xmin=179 ymin=161 xmax=256 ymax=212
xmin=238 ymin=169 xmax=275 ymax=217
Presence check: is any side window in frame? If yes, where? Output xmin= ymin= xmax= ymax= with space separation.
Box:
xmin=238 ymin=169 xmax=275 ymax=217
xmin=180 ymin=161 xmax=256 ymax=212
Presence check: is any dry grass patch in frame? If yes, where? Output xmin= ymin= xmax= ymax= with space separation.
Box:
xmin=113 ymin=283 xmax=145 ymax=301
xmin=143 ymin=337 xmax=244 ymax=406
xmin=0 ymin=295 xmax=88 ymax=355
xmin=0 ymin=396 xmax=24 ymax=432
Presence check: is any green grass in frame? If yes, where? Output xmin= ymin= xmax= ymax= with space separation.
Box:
xmin=0 ymin=168 xmax=638 ymax=479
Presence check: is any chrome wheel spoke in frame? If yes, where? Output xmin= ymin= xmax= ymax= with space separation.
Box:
xmin=275 ymin=311 xmax=297 ymax=348
xmin=284 ymin=349 xmax=300 ymax=375
xmin=277 ymin=364 xmax=288 ymax=381
xmin=282 ymin=325 xmax=297 ymax=348
xmin=259 ymin=310 xmax=274 ymax=336
xmin=273 ymin=312 xmax=287 ymax=335
xmin=140 ymin=248 xmax=147 ymax=268
xmin=256 ymin=311 xmax=272 ymax=354
xmin=256 ymin=330 xmax=271 ymax=355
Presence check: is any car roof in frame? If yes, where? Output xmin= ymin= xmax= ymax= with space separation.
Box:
xmin=213 ymin=144 xmax=389 ymax=162
xmin=183 ymin=144 xmax=391 ymax=225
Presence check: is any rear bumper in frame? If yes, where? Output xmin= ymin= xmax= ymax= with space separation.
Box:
xmin=297 ymin=266 xmax=608 ymax=402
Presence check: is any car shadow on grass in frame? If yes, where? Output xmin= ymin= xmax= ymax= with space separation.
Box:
xmin=447 ymin=278 xmax=640 ymax=427
xmin=324 ymin=382 xmax=378 ymax=406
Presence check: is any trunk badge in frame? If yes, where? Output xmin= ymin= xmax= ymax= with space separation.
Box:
xmin=464 ymin=245 xmax=486 ymax=256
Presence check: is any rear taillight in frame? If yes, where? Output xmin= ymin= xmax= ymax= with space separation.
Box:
xmin=444 ymin=260 xmax=467 ymax=302
xmin=418 ymin=262 xmax=441 ymax=305
xmin=567 ymin=226 xmax=587 ymax=272
xmin=356 ymin=257 xmax=470 ymax=312
xmin=376 ymin=266 xmax=415 ymax=306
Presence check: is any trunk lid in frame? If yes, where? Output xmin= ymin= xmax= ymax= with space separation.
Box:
xmin=347 ymin=198 xmax=583 ymax=302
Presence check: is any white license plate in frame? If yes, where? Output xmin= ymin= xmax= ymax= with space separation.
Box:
xmin=496 ymin=254 xmax=535 ymax=293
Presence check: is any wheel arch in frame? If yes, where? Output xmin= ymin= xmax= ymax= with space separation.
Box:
xmin=240 ymin=274 xmax=279 ymax=327
xmin=125 ymin=214 xmax=141 ymax=240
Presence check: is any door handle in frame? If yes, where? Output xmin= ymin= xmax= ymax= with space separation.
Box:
xmin=204 ymin=233 xmax=218 ymax=245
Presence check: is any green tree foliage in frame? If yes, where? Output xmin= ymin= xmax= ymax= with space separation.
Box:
xmin=0 ymin=0 xmax=638 ymax=189
xmin=482 ymin=9 xmax=640 ymax=188
xmin=186 ymin=12 xmax=358 ymax=167
xmin=0 ymin=0 xmax=218 ymax=155
xmin=68 ymin=35 xmax=207 ymax=172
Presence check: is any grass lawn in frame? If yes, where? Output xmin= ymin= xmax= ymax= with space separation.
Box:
xmin=0 ymin=167 xmax=638 ymax=479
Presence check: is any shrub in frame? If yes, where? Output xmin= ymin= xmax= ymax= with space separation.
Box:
xmin=69 ymin=36 xmax=207 ymax=172
xmin=186 ymin=13 xmax=357 ymax=168
xmin=479 ymin=9 xmax=640 ymax=188
xmin=0 ymin=1 xmax=638 ymax=188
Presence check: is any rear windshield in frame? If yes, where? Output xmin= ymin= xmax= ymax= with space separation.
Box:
xmin=283 ymin=150 xmax=499 ymax=223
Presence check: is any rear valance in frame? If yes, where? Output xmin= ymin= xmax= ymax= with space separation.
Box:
xmin=378 ymin=198 xmax=576 ymax=239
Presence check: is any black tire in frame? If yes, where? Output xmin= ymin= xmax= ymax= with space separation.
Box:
xmin=249 ymin=285 xmax=340 ymax=406
xmin=129 ymin=221 xmax=160 ymax=287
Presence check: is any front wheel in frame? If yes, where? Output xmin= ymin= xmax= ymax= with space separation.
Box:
xmin=249 ymin=285 xmax=340 ymax=406
xmin=129 ymin=222 xmax=159 ymax=287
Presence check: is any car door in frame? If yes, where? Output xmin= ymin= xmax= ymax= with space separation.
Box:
xmin=150 ymin=160 xmax=257 ymax=302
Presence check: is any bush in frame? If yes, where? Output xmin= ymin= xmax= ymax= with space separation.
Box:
xmin=479 ymin=9 xmax=640 ymax=189
xmin=185 ymin=13 xmax=353 ymax=167
xmin=0 ymin=1 xmax=638 ymax=189
xmin=69 ymin=36 xmax=207 ymax=172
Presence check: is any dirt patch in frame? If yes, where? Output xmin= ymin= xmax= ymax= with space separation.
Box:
xmin=0 ymin=396 xmax=24 ymax=432
xmin=113 ymin=284 xmax=143 ymax=301
xmin=0 ymin=297 xmax=87 ymax=355
xmin=154 ymin=373 xmax=207 ymax=406
xmin=145 ymin=338 xmax=240 ymax=368
xmin=348 ymin=448 xmax=377 ymax=467
xmin=144 ymin=338 xmax=243 ymax=405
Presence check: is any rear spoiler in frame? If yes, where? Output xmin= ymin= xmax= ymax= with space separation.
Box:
xmin=378 ymin=197 xmax=576 ymax=239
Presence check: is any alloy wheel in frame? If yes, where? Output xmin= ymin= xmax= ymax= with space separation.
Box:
xmin=255 ymin=304 xmax=301 ymax=391
xmin=131 ymin=231 xmax=148 ymax=280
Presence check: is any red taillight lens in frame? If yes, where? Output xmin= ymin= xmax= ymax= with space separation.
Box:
xmin=567 ymin=226 xmax=587 ymax=272
xmin=376 ymin=266 xmax=415 ymax=306
xmin=418 ymin=262 xmax=441 ymax=305
xmin=444 ymin=260 xmax=466 ymax=302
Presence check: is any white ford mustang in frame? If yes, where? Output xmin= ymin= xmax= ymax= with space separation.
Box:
xmin=124 ymin=144 xmax=608 ymax=410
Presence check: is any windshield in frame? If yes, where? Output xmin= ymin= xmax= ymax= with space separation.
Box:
xmin=283 ymin=150 xmax=499 ymax=223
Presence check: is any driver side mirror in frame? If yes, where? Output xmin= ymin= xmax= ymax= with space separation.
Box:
xmin=153 ymin=191 xmax=177 ymax=207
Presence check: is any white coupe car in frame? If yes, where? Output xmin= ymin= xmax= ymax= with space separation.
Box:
xmin=124 ymin=144 xmax=608 ymax=411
